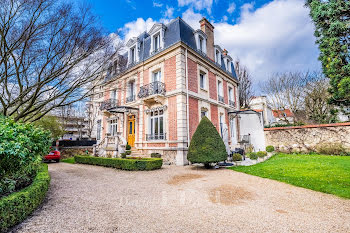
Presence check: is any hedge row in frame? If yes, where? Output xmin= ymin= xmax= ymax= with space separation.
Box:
xmin=74 ymin=156 xmax=163 ymax=171
xmin=0 ymin=164 xmax=50 ymax=232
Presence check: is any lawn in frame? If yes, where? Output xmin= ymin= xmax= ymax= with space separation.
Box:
xmin=230 ymin=153 xmax=350 ymax=199
xmin=61 ymin=157 xmax=75 ymax=164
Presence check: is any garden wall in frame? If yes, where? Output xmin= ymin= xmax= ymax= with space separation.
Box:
xmin=264 ymin=122 xmax=350 ymax=153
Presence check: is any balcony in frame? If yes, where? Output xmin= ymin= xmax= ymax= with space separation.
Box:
xmin=126 ymin=95 xmax=136 ymax=103
xmin=138 ymin=81 xmax=166 ymax=99
xmin=218 ymin=95 xmax=224 ymax=103
xmin=146 ymin=133 xmax=166 ymax=141
xmin=229 ymin=100 xmax=235 ymax=107
xmin=100 ymin=99 xmax=119 ymax=111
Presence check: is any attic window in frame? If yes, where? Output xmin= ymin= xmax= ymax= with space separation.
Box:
xmin=199 ymin=36 xmax=204 ymax=52
xmin=130 ymin=46 xmax=136 ymax=63
xmin=153 ymin=33 xmax=160 ymax=52
xmin=216 ymin=50 xmax=219 ymax=63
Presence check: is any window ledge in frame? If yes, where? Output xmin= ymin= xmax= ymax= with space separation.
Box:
xmin=200 ymin=87 xmax=208 ymax=92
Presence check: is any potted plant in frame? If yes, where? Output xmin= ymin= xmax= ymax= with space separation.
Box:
xmin=248 ymin=152 xmax=258 ymax=164
xmin=232 ymin=153 xmax=242 ymax=166
xmin=257 ymin=151 xmax=267 ymax=162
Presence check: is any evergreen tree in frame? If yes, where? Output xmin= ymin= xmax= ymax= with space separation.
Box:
xmin=187 ymin=116 xmax=227 ymax=168
xmin=306 ymin=0 xmax=350 ymax=106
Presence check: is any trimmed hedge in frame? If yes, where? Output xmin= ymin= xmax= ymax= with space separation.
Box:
xmin=74 ymin=156 xmax=163 ymax=171
xmin=0 ymin=164 xmax=50 ymax=232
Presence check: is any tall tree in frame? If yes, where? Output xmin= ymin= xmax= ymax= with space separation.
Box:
xmin=306 ymin=0 xmax=350 ymax=106
xmin=234 ymin=60 xmax=253 ymax=108
xmin=0 ymin=0 xmax=123 ymax=122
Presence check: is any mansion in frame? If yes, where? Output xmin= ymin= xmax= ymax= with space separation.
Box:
xmin=88 ymin=17 xmax=241 ymax=165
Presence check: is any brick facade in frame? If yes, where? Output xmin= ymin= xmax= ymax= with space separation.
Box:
xmin=165 ymin=56 xmax=176 ymax=91
xmin=189 ymin=97 xmax=199 ymax=138
xmin=188 ymin=58 xmax=198 ymax=93
xmin=210 ymin=104 xmax=219 ymax=131
xmin=208 ymin=71 xmax=217 ymax=100
xmin=168 ymin=96 xmax=177 ymax=140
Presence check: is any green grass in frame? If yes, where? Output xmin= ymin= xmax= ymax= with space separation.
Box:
xmin=61 ymin=157 xmax=75 ymax=164
xmin=229 ymin=153 xmax=350 ymax=199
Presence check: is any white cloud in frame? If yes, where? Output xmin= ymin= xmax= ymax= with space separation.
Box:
xmin=227 ymin=2 xmax=236 ymax=14
xmin=181 ymin=8 xmax=203 ymax=30
xmin=121 ymin=18 xmax=156 ymax=41
xmin=164 ymin=6 xmax=174 ymax=19
xmin=178 ymin=0 xmax=213 ymax=13
xmin=153 ymin=1 xmax=163 ymax=8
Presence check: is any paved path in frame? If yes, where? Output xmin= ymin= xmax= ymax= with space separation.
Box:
xmin=12 ymin=163 xmax=350 ymax=233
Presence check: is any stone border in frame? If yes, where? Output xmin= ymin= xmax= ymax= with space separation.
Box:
xmin=264 ymin=122 xmax=350 ymax=131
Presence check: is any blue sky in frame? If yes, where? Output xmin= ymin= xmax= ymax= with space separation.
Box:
xmin=83 ymin=0 xmax=321 ymax=90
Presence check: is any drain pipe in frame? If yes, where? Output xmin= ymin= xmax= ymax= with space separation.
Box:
xmin=185 ymin=48 xmax=190 ymax=147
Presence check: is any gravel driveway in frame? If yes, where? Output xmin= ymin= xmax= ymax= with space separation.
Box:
xmin=12 ymin=163 xmax=350 ymax=233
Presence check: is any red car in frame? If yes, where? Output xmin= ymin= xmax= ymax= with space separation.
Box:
xmin=44 ymin=150 xmax=60 ymax=162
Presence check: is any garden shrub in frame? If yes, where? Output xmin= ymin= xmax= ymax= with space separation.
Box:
xmin=257 ymin=151 xmax=267 ymax=158
xmin=120 ymin=153 xmax=127 ymax=158
xmin=316 ymin=143 xmax=347 ymax=155
xmin=0 ymin=164 xmax=50 ymax=232
xmin=0 ymin=117 xmax=51 ymax=197
xmin=248 ymin=152 xmax=258 ymax=160
xmin=232 ymin=153 xmax=242 ymax=161
xmin=187 ymin=116 xmax=227 ymax=167
xmin=125 ymin=150 xmax=131 ymax=155
xmin=74 ymin=155 xmax=163 ymax=171
xmin=126 ymin=144 xmax=131 ymax=150
xmin=266 ymin=145 xmax=275 ymax=152
xmin=151 ymin=153 xmax=162 ymax=158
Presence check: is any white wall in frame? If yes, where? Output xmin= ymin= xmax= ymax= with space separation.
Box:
xmin=239 ymin=112 xmax=266 ymax=152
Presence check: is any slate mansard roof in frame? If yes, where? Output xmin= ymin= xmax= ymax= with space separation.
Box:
xmin=106 ymin=17 xmax=238 ymax=81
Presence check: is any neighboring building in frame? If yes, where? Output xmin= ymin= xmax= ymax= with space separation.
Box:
xmin=249 ymin=96 xmax=276 ymax=126
xmin=89 ymin=17 xmax=263 ymax=165
xmin=272 ymin=109 xmax=294 ymax=124
xmin=57 ymin=116 xmax=89 ymax=140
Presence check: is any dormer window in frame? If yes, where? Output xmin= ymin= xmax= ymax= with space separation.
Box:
xmin=130 ymin=46 xmax=136 ymax=63
xmin=216 ymin=50 xmax=219 ymax=63
xmin=199 ymin=36 xmax=204 ymax=52
xmin=153 ymin=33 xmax=160 ymax=52
xmin=214 ymin=46 xmax=222 ymax=65
xmin=149 ymin=23 xmax=166 ymax=54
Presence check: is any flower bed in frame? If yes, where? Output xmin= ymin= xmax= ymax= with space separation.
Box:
xmin=0 ymin=164 xmax=50 ymax=232
xmin=74 ymin=156 xmax=163 ymax=171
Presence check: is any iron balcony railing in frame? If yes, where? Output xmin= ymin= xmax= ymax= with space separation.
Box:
xmin=218 ymin=95 xmax=224 ymax=103
xmin=138 ymin=81 xmax=166 ymax=99
xmin=229 ymin=100 xmax=235 ymax=107
xmin=100 ymin=99 xmax=120 ymax=111
xmin=238 ymin=134 xmax=251 ymax=144
xmin=126 ymin=95 xmax=136 ymax=103
xmin=146 ymin=133 xmax=166 ymax=141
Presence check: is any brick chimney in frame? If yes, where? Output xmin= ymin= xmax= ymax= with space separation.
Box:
xmin=222 ymin=49 xmax=228 ymax=56
xmin=199 ymin=17 xmax=214 ymax=60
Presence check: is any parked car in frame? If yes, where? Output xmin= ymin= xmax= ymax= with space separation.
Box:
xmin=44 ymin=150 xmax=60 ymax=162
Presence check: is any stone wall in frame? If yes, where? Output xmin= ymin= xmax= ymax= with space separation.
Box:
xmin=264 ymin=122 xmax=350 ymax=153
xmin=58 ymin=147 xmax=93 ymax=159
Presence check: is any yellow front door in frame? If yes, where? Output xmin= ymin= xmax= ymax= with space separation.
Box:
xmin=127 ymin=115 xmax=135 ymax=147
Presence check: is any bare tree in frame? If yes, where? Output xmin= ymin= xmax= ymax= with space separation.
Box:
xmin=261 ymin=72 xmax=311 ymax=123
xmin=0 ymin=0 xmax=123 ymax=122
xmin=304 ymin=73 xmax=337 ymax=124
xmin=234 ymin=60 xmax=253 ymax=108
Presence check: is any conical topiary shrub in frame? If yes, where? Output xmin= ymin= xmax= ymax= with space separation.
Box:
xmin=187 ymin=116 xmax=228 ymax=167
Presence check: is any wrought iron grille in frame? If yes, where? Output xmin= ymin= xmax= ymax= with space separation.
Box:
xmin=138 ymin=81 xmax=166 ymax=98
xmin=146 ymin=133 xmax=166 ymax=141
xmin=99 ymin=99 xmax=120 ymax=111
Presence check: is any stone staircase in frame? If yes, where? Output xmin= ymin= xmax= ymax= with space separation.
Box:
xmin=130 ymin=147 xmax=144 ymax=157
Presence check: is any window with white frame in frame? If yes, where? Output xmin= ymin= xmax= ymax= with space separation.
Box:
xmin=108 ymin=118 xmax=118 ymax=136
xmin=230 ymin=117 xmax=236 ymax=144
xmin=199 ymin=72 xmax=206 ymax=89
xmin=153 ymin=33 xmax=160 ymax=52
xmin=199 ymin=36 xmax=204 ymax=52
xmin=226 ymin=59 xmax=230 ymax=72
xmin=217 ymin=80 xmax=224 ymax=102
xmin=111 ymin=89 xmax=117 ymax=106
xmin=228 ymin=87 xmax=234 ymax=106
xmin=149 ymin=109 xmax=164 ymax=140
xmin=130 ymin=46 xmax=136 ymax=63
xmin=152 ymin=70 xmax=161 ymax=82
xmin=216 ymin=50 xmax=220 ymax=63
xmin=127 ymin=80 xmax=135 ymax=102
xmin=201 ymin=108 xmax=208 ymax=118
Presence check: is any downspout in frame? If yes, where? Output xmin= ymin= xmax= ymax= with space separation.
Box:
xmin=185 ymin=48 xmax=190 ymax=147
